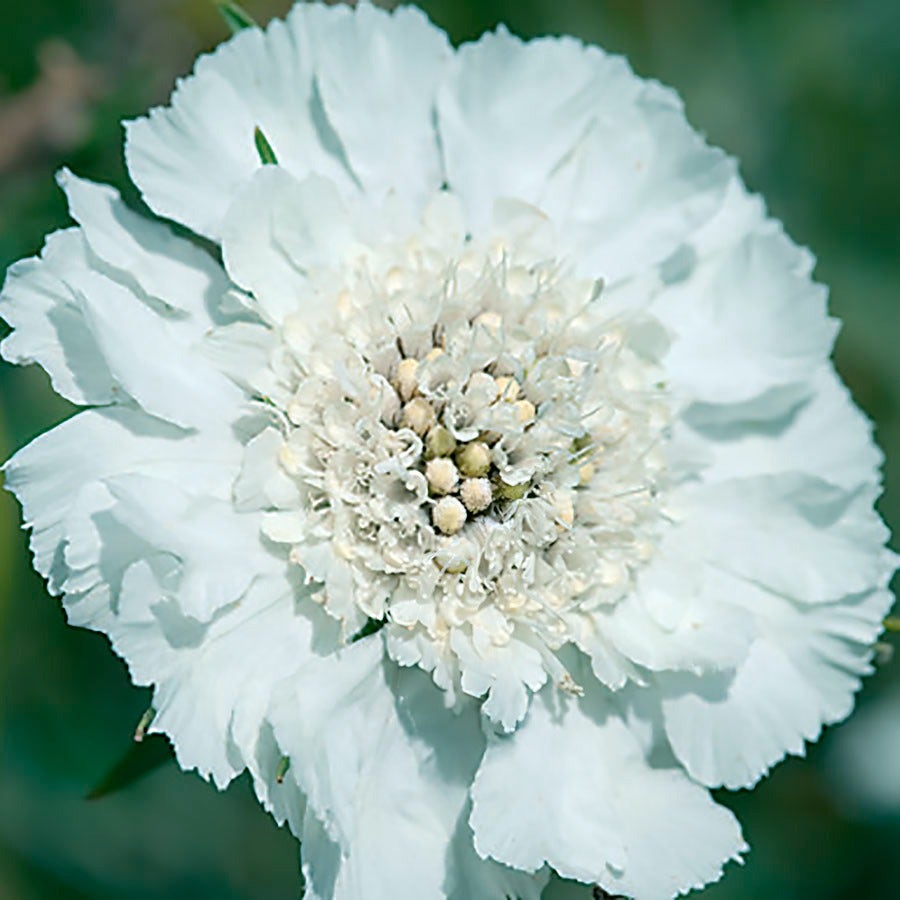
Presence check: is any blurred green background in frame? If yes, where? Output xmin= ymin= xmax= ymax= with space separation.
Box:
xmin=0 ymin=1 xmax=898 ymax=897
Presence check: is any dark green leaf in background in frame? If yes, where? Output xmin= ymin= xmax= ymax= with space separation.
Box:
xmin=86 ymin=734 xmax=174 ymax=801
xmin=216 ymin=1 xmax=258 ymax=35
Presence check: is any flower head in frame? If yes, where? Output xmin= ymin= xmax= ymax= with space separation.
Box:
xmin=253 ymin=185 xmax=671 ymax=729
xmin=2 ymin=3 xmax=895 ymax=899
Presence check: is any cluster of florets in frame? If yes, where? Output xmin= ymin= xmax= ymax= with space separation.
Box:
xmin=396 ymin=344 xmax=550 ymax=538
xmin=257 ymin=214 xmax=670 ymax=713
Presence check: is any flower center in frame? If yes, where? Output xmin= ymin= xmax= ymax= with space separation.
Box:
xmin=392 ymin=338 xmax=556 ymax=537
xmin=257 ymin=203 xmax=671 ymax=705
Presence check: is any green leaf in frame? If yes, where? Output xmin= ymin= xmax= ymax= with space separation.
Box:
xmin=350 ymin=617 xmax=386 ymax=643
xmin=86 ymin=734 xmax=174 ymax=801
xmin=216 ymin=1 xmax=258 ymax=35
xmin=254 ymin=126 xmax=278 ymax=165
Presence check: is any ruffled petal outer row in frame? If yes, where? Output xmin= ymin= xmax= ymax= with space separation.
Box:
xmin=268 ymin=638 xmax=548 ymax=900
xmin=0 ymin=177 xmax=319 ymax=827
xmin=124 ymin=3 xmax=448 ymax=241
xmin=470 ymin=684 xmax=746 ymax=900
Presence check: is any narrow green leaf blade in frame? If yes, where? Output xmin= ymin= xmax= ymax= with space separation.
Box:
xmin=350 ymin=617 xmax=386 ymax=643
xmin=254 ymin=126 xmax=278 ymax=165
xmin=216 ymin=1 xmax=258 ymax=35
xmin=86 ymin=734 xmax=174 ymax=800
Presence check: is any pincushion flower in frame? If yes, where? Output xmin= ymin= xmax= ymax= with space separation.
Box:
xmin=2 ymin=2 xmax=895 ymax=898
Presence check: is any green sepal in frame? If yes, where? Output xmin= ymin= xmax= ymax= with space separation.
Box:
xmin=254 ymin=126 xmax=278 ymax=165
xmin=216 ymin=1 xmax=258 ymax=34
xmin=86 ymin=733 xmax=174 ymax=800
xmin=350 ymin=617 xmax=386 ymax=643
xmin=133 ymin=705 xmax=155 ymax=742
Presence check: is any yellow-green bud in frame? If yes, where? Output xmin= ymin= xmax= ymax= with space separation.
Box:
xmin=496 ymin=479 xmax=529 ymax=501
xmin=425 ymin=425 xmax=457 ymax=459
xmin=456 ymin=441 xmax=491 ymax=477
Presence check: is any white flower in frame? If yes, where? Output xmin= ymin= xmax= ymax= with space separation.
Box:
xmin=1 ymin=3 xmax=895 ymax=898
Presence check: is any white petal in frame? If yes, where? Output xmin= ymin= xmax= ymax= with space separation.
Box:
xmin=655 ymin=228 xmax=838 ymax=406
xmin=3 ymin=403 xmax=320 ymax=811
xmin=470 ymin=685 xmax=746 ymax=899
xmin=3 ymin=406 xmax=238 ymax=597
xmin=270 ymin=639 xmax=538 ymax=899
xmin=301 ymin=795 xmax=548 ymax=900
xmin=678 ymin=473 xmax=890 ymax=605
xmin=300 ymin=807 xmax=344 ymax=900
xmin=0 ymin=205 xmax=241 ymax=428
xmin=446 ymin=805 xmax=549 ymax=900
xmin=233 ymin=426 xmax=299 ymax=511
xmin=437 ymin=31 xmax=634 ymax=231
xmin=306 ymin=2 xmax=449 ymax=210
xmin=572 ymin=626 xmax=638 ymax=690
xmin=200 ymin=320 xmax=275 ymax=394
xmin=111 ymin=565 xmax=331 ymax=793
xmin=124 ymin=10 xmax=356 ymax=240
xmin=673 ymin=364 xmax=883 ymax=492
xmin=72 ymin=267 xmax=240 ymax=428
xmin=540 ymin=83 xmax=733 ymax=283
xmin=58 ymin=168 xmax=229 ymax=321
xmin=450 ymin=624 xmax=548 ymax=732
xmin=221 ymin=168 xmax=356 ymax=324
xmin=271 ymin=641 xmax=467 ymax=899
xmin=660 ymin=583 xmax=895 ymax=789
xmin=592 ymin=542 xmax=755 ymax=676
xmin=0 ymin=229 xmax=116 ymax=405
xmin=438 ymin=30 xmax=730 ymax=279
xmin=102 ymin=473 xmax=279 ymax=621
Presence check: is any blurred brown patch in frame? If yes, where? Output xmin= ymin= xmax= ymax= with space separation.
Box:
xmin=0 ymin=40 xmax=105 ymax=173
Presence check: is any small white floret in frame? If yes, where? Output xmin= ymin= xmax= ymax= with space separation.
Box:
xmin=515 ymin=399 xmax=536 ymax=425
xmin=460 ymin=477 xmax=493 ymax=513
xmin=495 ymin=375 xmax=521 ymax=401
xmin=394 ymin=357 xmax=419 ymax=402
xmin=433 ymin=497 xmax=467 ymax=535
xmin=551 ymin=491 xmax=575 ymax=530
xmin=473 ymin=311 xmax=502 ymax=333
xmin=400 ymin=397 xmax=436 ymax=436
xmin=426 ymin=458 xmax=460 ymax=495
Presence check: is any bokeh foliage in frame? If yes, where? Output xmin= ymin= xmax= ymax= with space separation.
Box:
xmin=0 ymin=1 xmax=897 ymax=897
